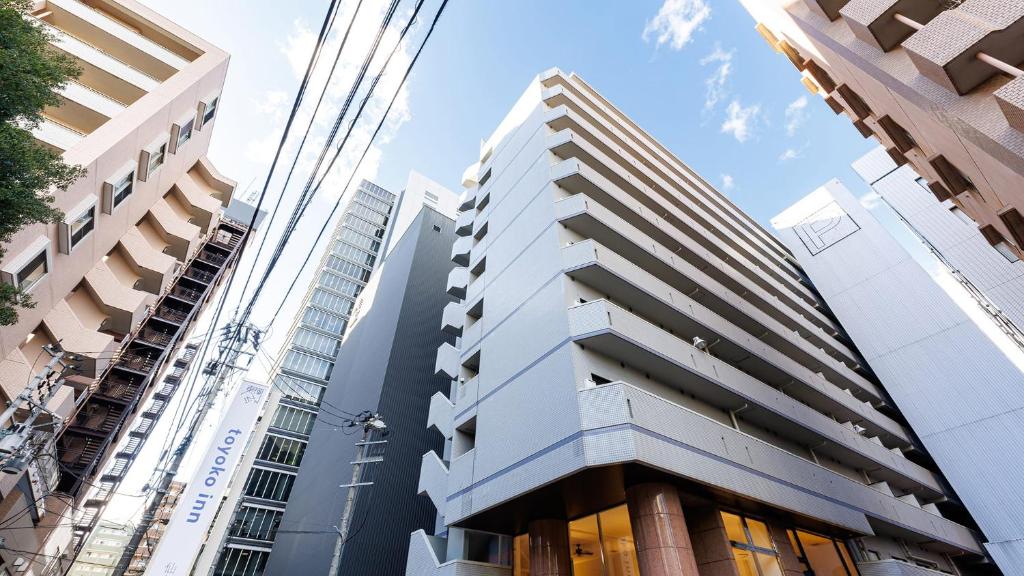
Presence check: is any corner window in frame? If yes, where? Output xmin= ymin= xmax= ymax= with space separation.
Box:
xmin=14 ymin=248 xmax=49 ymax=292
xmin=721 ymin=512 xmax=784 ymax=576
xmin=566 ymin=505 xmax=639 ymax=576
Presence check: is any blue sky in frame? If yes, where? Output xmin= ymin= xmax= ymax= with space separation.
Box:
xmin=133 ymin=0 xmax=887 ymax=376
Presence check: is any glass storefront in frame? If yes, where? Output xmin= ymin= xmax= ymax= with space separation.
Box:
xmin=722 ymin=512 xmax=784 ymax=576
xmin=513 ymin=504 xmax=639 ymax=576
xmin=787 ymin=529 xmax=859 ymax=576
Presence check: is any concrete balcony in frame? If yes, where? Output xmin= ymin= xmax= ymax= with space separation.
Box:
xmin=995 ymin=75 xmax=1024 ymax=132
xmin=172 ymin=171 xmax=223 ymax=233
xmin=435 ymin=342 xmax=460 ymax=379
xmin=118 ymin=228 xmax=176 ymax=295
xmin=83 ymin=259 xmax=151 ymax=335
xmin=452 ymin=375 xmax=478 ymax=431
xmin=553 ymin=190 xmax=870 ymax=391
xmin=147 ymin=198 xmax=201 ymax=261
xmin=803 ymin=0 xmax=850 ymax=21
xmin=32 ymin=116 xmax=84 ymax=153
xmin=441 ymin=301 xmax=464 ymax=336
xmin=551 ymin=156 xmax=834 ymax=348
xmin=446 ymin=267 xmax=469 ymax=300
xmin=458 ymin=190 xmax=476 ymax=212
xmin=540 ymin=82 xmax=801 ymax=286
xmin=406 ymin=531 xmax=511 ymax=576
xmin=42 ymin=21 xmax=156 ymax=103
xmin=567 ymin=300 xmax=939 ymax=496
xmin=194 ymin=157 xmax=236 ymax=208
xmin=903 ymin=1 xmax=1024 ymax=95
xmin=44 ymin=0 xmax=187 ymax=81
xmin=561 ymin=239 xmax=907 ymax=444
xmin=427 ymin=392 xmax=454 ymax=438
xmin=840 ymin=0 xmax=944 ymax=52
xmin=576 ymin=383 xmax=981 ymax=554
xmin=451 ymin=235 xmax=472 ymax=267
xmin=455 ymin=210 xmax=474 ymax=237
xmin=52 ymin=82 xmax=125 ymax=134
xmin=42 ymin=300 xmax=116 ymax=378
xmin=543 ymin=100 xmax=816 ymax=309
xmin=418 ymin=451 xmax=449 ymax=512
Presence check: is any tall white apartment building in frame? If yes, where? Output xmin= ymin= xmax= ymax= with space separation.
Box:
xmin=852 ymin=147 xmax=1024 ymax=347
xmin=407 ymin=69 xmax=989 ymax=576
xmin=774 ymin=180 xmax=1024 ymax=575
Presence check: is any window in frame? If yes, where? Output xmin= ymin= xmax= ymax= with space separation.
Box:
xmin=147 ymin=140 xmax=166 ymax=178
xmin=270 ymin=404 xmax=317 ymax=435
xmin=302 ymin=307 xmax=347 ymax=336
xmin=229 ymin=505 xmax=282 ymax=541
xmin=256 ymin=433 xmax=307 ymax=467
xmin=214 ymin=547 xmax=269 ymax=576
xmin=242 ymin=466 xmax=296 ymax=501
xmin=292 ymin=327 xmax=341 ymax=357
xmin=464 ymin=530 xmax=511 ymax=565
xmin=275 ymin=373 xmax=325 ymax=405
xmin=171 ymin=117 xmax=195 ymax=154
xmin=281 ymin=349 xmax=334 ymax=381
xmin=787 ymin=529 xmax=859 ymax=576
xmin=102 ymin=169 xmax=135 ymax=214
xmin=994 ymin=241 xmax=1020 ymax=263
xmin=13 ymin=248 xmax=48 ymax=292
xmin=721 ymin=512 xmax=784 ymax=576
xmin=562 ymin=505 xmax=639 ymax=576
xmin=202 ymin=96 xmax=219 ymax=125
xmin=69 ymin=206 xmax=95 ymax=250
xmin=949 ymin=206 xmax=975 ymax=227
xmin=478 ymin=168 xmax=492 ymax=187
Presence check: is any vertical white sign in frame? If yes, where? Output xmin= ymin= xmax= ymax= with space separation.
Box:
xmin=145 ymin=379 xmax=269 ymax=575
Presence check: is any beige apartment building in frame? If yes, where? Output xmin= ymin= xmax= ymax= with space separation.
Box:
xmin=0 ymin=1 xmax=243 ymax=574
xmin=740 ymin=0 xmax=1024 ymax=262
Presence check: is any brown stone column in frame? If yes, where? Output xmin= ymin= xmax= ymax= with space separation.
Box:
xmin=528 ymin=518 xmax=571 ymax=576
xmin=768 ymin=522 xmax=805 ymax=576
xmin=687 ymin=507 xmax=741 ymax=576
xmin=626 ymin=483 xmax=701 ymax=576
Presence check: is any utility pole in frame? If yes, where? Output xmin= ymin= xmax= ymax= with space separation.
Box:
xmin=0 ymin=344 xmax=74 ymax=474
xmin=111 ymin=321 xmax=262 ymax=576
xmin=328 ymin=412 xmax=387 ymax=575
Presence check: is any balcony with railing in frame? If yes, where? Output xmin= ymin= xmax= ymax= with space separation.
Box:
xmin=840 ymin=0 xmax=946 ymax=51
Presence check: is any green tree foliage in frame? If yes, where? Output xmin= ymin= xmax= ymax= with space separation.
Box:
xmin=0 ymin=0 xmax=84 ymax=325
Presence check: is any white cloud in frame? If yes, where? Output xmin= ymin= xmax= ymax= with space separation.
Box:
xmin=859 ymin=191 xmax=883 ymax=210
xmin=721 ymin=174 xmax=735 ymax=191
xmin=778 ymin=147 xmax=802 ymax=162
xmin=251 ymin=4 xmax=417 ymax=201
xmin=700 ymin=44 xmax=733 ymax=110
xmin=642 ymin=0 xmax=712 ymax=51
xmin=720 ymin=99 xmax=761 ymax=142
xmin=784 ymin=95 xmax=808 ymax=136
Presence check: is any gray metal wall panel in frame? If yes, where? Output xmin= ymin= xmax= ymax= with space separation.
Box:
xmin=773 ymin=181 xmax=1024 ymax=573
xmin=266 ymin=208 xmax=457 ymax=575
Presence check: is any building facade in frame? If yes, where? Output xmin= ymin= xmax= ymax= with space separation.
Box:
xmin=194 ymin=179 xmax=398 ymax=576
xmin=66 ymin=521 xmax=132 ymax=576
xmin=407 ymin=69 xmax=989 ymax=576
xmin=0 ymin=1 xmax=242 ymax=573
xmin=265 ymin=206 xmax=457 ymax=574
xmin=852 ymin=146 xmax=1024 ymax=347
xmin=381 ymin=171 xmax=460 ymax=258
xmin=773 ymin=179 xmax=1024 ymax=574
xmin=740 ymin=0 xmax=1024 ymax=263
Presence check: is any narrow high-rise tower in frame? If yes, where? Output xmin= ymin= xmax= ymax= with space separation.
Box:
xmin=408 ymin=69 xmax=988 ymax=576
